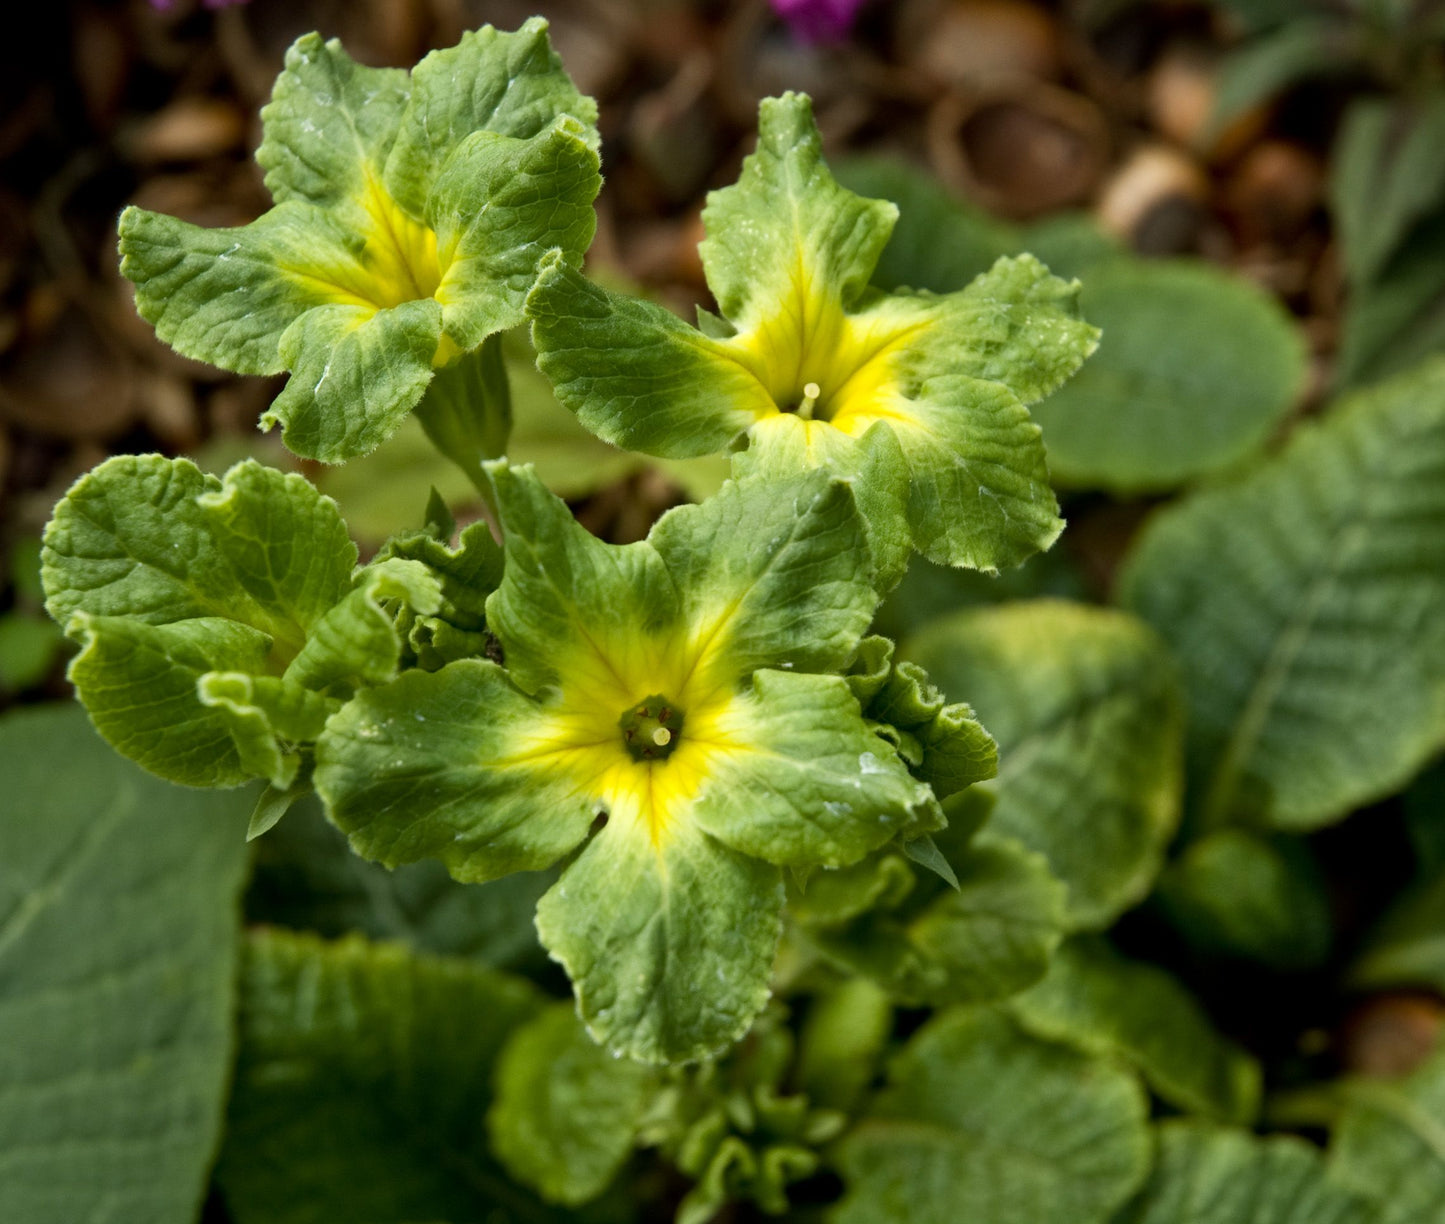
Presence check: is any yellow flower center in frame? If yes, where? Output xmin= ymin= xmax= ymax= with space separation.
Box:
xmin=283 ymin=174 xmax=461 ymax=366
xmin=716 ymin=260 xmax=930 ymax=438
xmin=499 ymin=613 xmax=748 ymax=848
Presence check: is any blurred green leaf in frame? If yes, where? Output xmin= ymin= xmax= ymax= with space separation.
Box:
xmin=246 ymin=795 xmax=554 ymax=971
xmin=216 ymin=928 xmax=582 ymax=1224
xmin=0 ymin=703 xmax=250 ymax=1224
xmin=1329 ymin=1046 xmax=1445 ymax=1222
xmin=1337 ymin=212 xmax=1445 ymax=391
xmin=906 ymin=600 xmax=1184 ymax=929
xmin=0 ymin=614 xmax=65 ymax=692
xmin=1030 ymin=260 xmax=1307 ymax=493
xmin=1332 ymin=95 xmax=1445 ymax=289
xmin=806 ymin=836 xmax=1067 ymax=1007
xmin=834 ymin=1007 xmax=1151 ymax=1224
xmin=1117 ymin=1121 xmax=1374 ymax=1224
xmin=1011 ymin=937 xmax=1261 ymax=1124
xmin=834 ymin=157 xmax=1015 ymax=292
xmin=1211 ymin=20 xmax=1358 ymax=133
xmin=489 ymin=1004 xmax=655 ymax=1206
xmin=1156 ymin=829 xmax=1332 ymax=970
xmin=1120 ymin=358 xmax=1445 ymax=831
xmin=1351 ymin=830 xmax=1445 ymax=993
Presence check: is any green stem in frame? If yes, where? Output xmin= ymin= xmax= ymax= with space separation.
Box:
xmin=413 ymin=332 xmax=511 ymax=525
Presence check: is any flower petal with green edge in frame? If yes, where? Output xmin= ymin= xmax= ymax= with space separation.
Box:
xmin=264 ymin=299 xmax=443 ymax=461
xmin=427 ymin=119 xmax=600 ymax=351
xmin=483 ymin=461 xmax=880 ymax=696
xmin=382 ymin=17 xmax=599 ymax=220
xmin=257 ymin=33 xmax=411 ymax=224
xmin=535 ymin=816 xmax=783 ymax=1064
xmin=690 ymin=669 xmax=937 ymax=868
xmin=314 ymin=659 xmax=600 ymax=882
xmin=528 ymin=91 xmax=1096 ymax=575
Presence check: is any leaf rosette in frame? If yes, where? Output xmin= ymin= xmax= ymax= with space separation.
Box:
xmin=40 ymin=455 xmax=488 ymax=802
xmin=527 ymin=92 xmax=1099 ymax=584
xmin=314 ymin=462 xmax=941 ymax=1063
xmin=118 ymin=20 xmax=601 ymax=463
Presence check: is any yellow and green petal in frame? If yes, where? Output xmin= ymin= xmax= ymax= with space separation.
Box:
xmin=536 ymin=817 xmax=783 ymax=1064
xmin=314 ymin=659 xmax=600 ymax=882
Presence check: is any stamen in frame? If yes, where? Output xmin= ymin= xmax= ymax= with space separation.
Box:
xmin=796 ymin=381 xmax=822 ymax=420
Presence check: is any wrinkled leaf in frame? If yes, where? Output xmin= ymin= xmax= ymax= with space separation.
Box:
xmin=834 ymin=1007 xmax=1151 ymax=1224
xmin=1120 ymin=357 xmax=1445 ymax=831
xmin=907 ymin=600 xmax=1184 ymax=928
xmin=216 ymin=928 xmax=562 ymax=1224
xmin=1011 ymin=937 xmax=1261 ymax=1124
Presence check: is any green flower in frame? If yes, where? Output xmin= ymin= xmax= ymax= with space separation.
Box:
xmin=119 ymin=20 xmax=600 ymax=463
xmin=527 ymin=92 xmax=1099 ymax=584
xmin=315 ymin=463 xmax=940 ymax=1063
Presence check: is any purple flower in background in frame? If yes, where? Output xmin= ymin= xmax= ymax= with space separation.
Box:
xmin=149 ymin=0 xmax=252 ymax=9
xmin=770 ymin=0 xmax=867 ymax=44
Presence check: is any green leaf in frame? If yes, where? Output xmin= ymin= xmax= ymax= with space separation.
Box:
xmin=43 ymin=454 xmax=353 ymax=636
xmin=1010 ymin=937 xmax=1261 ymax=1124
xmin=1119 ymin=357 xmax=1445 ymax=831
xmin=1155 ymin=829 xmax=1331 ymax=969
xmin=489 ymin=1004 xmax=656 ymax=1205
xmin=846 ymin=634 xmax=997 ymax=800
xmin=383 ymin=17 xmax=599 ymax=220
xmin=1210 ymin=20 xmax=1357 ymax=134
xmin=0 ymin=613 xmax=65 ymax=692
xmin=1337 ymin=211 xmax=1445 ymax=391
xmin=834 ymin=156 xmax=1017 ymax=293
xmin=834 ymin=1007 xmax=1151 ymax=1224
xmin=257 ymin=32 xmax=411 ymax=221
xmin=535 ymin=819 xmax=784 ymax=1064
xmin=283 ymin=557 xmax=441 ymax=694
xmin=1118 ymin=1122 xmax=1375 ymax=1224
xmin=796 ymin=977 xmax=894 ymax=1113
xmin=805 ymin=836 xmax=1066 ymax=1007
xmin=1332 ymin=95 xmax=1445 ymax=288
xmin=41 ymin=456 xmax=371 ymax=787
xmin=1029 ymin=260 xmax=1307 ymax=492
xmin=0 ymin=703 xmax=251 ymax=1224
xmin=215 ymin=928 xmax=561 ymax=1224
xmin=1350 ymin=856 xmax=1445 ymax=993
xmin=1328 ymin=1046 xmax=1445 ymax=1223
xmin=247 ymin=794 xmax=553 ymax=971
xmin=906 ymin=600 xmax=1184 ymax=928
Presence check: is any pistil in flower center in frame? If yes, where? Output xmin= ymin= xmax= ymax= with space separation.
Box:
xmin=619 ymin=695 xmax=685 ymax=763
